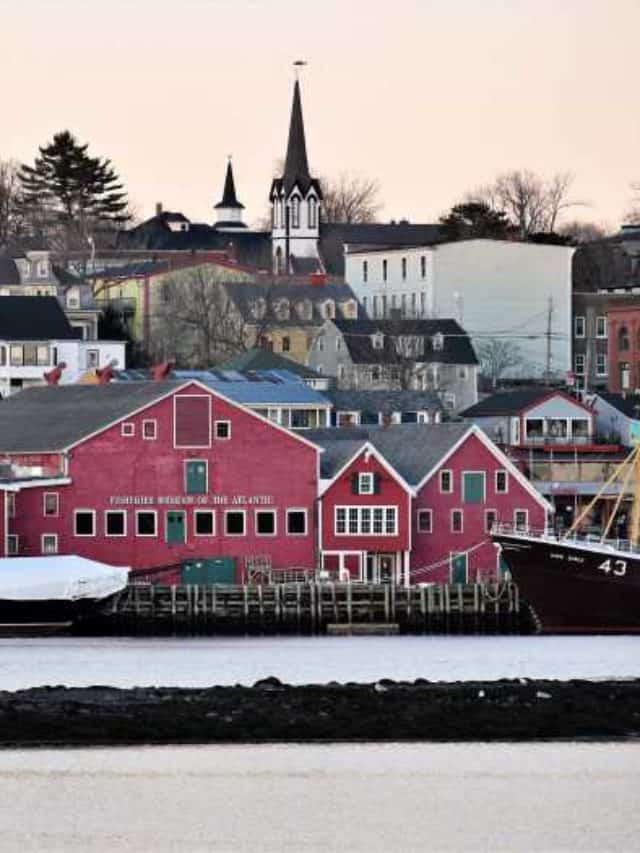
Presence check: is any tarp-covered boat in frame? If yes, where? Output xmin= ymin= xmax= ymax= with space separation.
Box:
xmin=0 ymin=555 xmax=129 ymax=625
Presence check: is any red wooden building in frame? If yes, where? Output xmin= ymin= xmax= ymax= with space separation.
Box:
xmin=0 ymin=381 xmax=319 ymax=579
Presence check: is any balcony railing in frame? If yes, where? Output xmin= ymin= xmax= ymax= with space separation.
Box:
xmin=492 ymin=521 xmax=640 ymax=556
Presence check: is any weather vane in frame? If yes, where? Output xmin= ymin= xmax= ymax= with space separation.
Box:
xmin=293 ymin=60 xmax=307 ymax=79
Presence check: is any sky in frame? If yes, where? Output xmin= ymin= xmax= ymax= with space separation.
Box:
xmin=2 ymin=0 xmax=638 ymax=231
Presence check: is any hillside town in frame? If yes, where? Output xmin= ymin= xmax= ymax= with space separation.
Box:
xmin=1 ymin=76 xmax=639 ymax=590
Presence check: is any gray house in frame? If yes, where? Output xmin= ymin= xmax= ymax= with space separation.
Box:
xmin=307 ymin=317 xmax=478 ymax=414
xmin=589 ymin=392 xmax=640 ymax=446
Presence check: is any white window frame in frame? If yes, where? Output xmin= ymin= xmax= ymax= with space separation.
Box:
xmin=358 ymin=472 xmax=374 ymax=495
xmin=121 ymin=422 xmax=135 ymax=437
xmin=439 ymin=469 xmax=453 ymax=494
xmin=596 ymin=352 xmax=608 ymax=377
xmin=255 ymin=509 xmax=277 ymax=537
xmin=286 ymin=508 xmax=308 ymax=536
xmin=41 ymin=533 xmax=58 ymax=555
xmin=74 ymin=508 xmax=96 ymax=537
xmin=484 ymin=509 xmax=497 ymax=534
xmin=7 ymin=534 xmax=19 ymax=555
xmin=43 ymin=492 xmax=59 ymax=517
xmin=215 ymin=420 xmax=231 ymax=440
xmin=514 ymin=509 xmax=529 ymax=530
xmin=451 ymin=508 xmax=464 ymax=534
xmin=194 ymin=509 xmax=216 ymax=537
xmin=184 ymin=459 xmax=208 ymax=495
xmin=225 ymin=509 xmax=246 ymax=537
xmin=334 ymin=505 xmax=398 ymax=537
xmin=574 ymin=354 xmax=585 ymax=375
xmin=574 ymin=316 xmax=586 ymax=338
xmin=495 ymin=470 xmax=508 ymax=494
xmin=142 ymin=419 xmax=157 ymax=440
xmin=105 ymin=509 xmax=127 ymax=538
xmin=135 ymin=509 xmax=158 ymax=538
xmin=596 ymin=316 xmax=608 ymax=339
xmin=417 ymin=508 xmax=432 ymax=533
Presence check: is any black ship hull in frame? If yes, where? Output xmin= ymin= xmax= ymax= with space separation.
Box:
xmin=493 ymin=531 xmax=640 ymax=633
xmin=0 ymin=595 xmax=116 ymax=628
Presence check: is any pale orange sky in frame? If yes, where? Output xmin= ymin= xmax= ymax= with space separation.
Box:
xmin=2 ymin=0 xmax=638 ymax=231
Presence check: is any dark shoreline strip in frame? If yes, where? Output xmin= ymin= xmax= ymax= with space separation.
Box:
xmin=1 ymin=678 xmax=640 ymax=746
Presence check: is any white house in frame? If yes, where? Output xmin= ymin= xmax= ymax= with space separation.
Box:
xmin=345 ymin=239 xmax=575 ymax=381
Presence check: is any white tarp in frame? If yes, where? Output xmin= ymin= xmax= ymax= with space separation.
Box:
xmin=0 ymin=556 xmax=129 ymax=601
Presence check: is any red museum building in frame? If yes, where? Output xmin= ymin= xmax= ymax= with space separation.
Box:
xmin=0 ymin=383 xmax=549 ymax=584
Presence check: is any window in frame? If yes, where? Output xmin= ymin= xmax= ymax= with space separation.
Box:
xmin=363 ymin=260 xmax=368 ymax=283
xmin=291 ymin=197 xmax=300 ymax=228
xmin=174 ymin=395 xmax=211 ymax=448
xmin=458 ymin=366 xmax=468 ymax=380
xmin=411 ymin=293 xmax=417 ymax=317
xmin=485 ymin=510 xmax=497 ymax=534
xmin=7 ymin=535 xmax=19 ymax=555
xmin=462 ymin=472 xmax=485 ymax=503
xmin=308 ymin=197 xmax=317 ymax=229
xmin=417 ymin=509 xmax=432 ymax=533
xmin=334 ymin=506 xmax=397 ymax=536
xmin=105 ymin=510 xmax=126 ymax=537
xmin=574 ymin=354 xmax=585 ymax=375
xmin=451 ymin=509 xmax=463 ymax=533
xmin=620 ymin=361 xmax=631 ymax=390
xmin=43 ymin=492 xmax=59 ymax=517
xmin=87 ymin=350 xmax=99 ymax=369
xmin=596 ymin=316 xmax=607 ymax=339
xmin=401 ymin=257 xmax=407 ymax=281
xmin=282 ymin=336 xmax=291 ymax=352
xmin=514 ymin=509 xmax=529 ymax=530
xmin=287 ymin=509 xmax=307 ymax=535
xmin=439 ymin=470 xmax=453 ymax=493
xmin=358 ymin=473 xmax=374 ymax=495
xmin=372 ymin=332 xmax=384 ymax=350
xmin=432 ymin=332 xmax=444 ymax=351
xmin=37 ymin=259 xmax=48 ymax=278
xmin=256 ymin=510 xmax=276 ymax=536
xmin=574 ymin=316 xmax=586 ymax=338
xmin=74 ymin=510 xmax=95 ymax=537
xmin=362 ymin=296 xmax=368 ymax=316
xmin=619 ymin=326 xmax=630 ymax=351
xmin=324 ymin=301 xmax=335 ymax=319
xmin=121 ymin=422 xmax=135 ymax=437
xmin=136 ymin=511 xmax=157 ymax=537
xmin=495 ymin=470 xmax=508 ymax=493
xmin=41 ymin=534 xmax=58 ymax=555
xmin=7 ymin=493 xmax=15 ymax=518
xmin=10 ymin=345 xmax=23 ymax=366
xmin=225 ymin=511 xmax=245 ymax=536
xmin=185 ymin=460 xmax=208 ymax=495
xmin=596 ymin=352 xmax=608 ymax=376
xmin=420 ymin=256 xmax=426 ymax=279
xmin=382 ymin=259 xmax=388 ymax=282
xmin=142 ymin=420 xmax=157 ymax=440
xmin=194 ymin=510 xmax=215 ymax=536
xmin=215 ymin=420 xmax=231 ymax=440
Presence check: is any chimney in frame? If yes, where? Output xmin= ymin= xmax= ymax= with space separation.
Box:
xmin=155 ymin=202 xmax=163 ymax=217
xmin=43 ymin=362 xmax=67 ymax=386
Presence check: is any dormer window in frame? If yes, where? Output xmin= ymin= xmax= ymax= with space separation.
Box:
xmin=296 ymin=299 xmax=312 ymax=321
xmin=66 ymin=287 xmax=80 ymax=309
xmin=432 ymin=332 xmax=444 ymax=352
xmin=274 ymin=298 xmax=290 ymax=321
xmin=37 ymin=260 xmax=48 ymax=278
xmin=372 ymin=332 xmax=385 ymax=350
xmin=291 ymin=197 xmax=300 ymax=229
xmin=323 ymin=300 xmax=335 ymax=319
xmin=308 ymin=197 xmax=317 ymax=229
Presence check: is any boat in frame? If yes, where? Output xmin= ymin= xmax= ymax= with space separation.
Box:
xmin=0 ymin=555 xmax=129 ymax=628
xmin=493 ymin=444 xmax=640 ymax=633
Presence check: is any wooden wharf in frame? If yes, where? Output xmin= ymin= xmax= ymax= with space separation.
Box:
xmin=96 ymin=581 xmax=524 ymax=634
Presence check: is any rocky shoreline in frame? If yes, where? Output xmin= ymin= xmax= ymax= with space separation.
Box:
xmin=1 ymin=678 xmax=639 ymax=746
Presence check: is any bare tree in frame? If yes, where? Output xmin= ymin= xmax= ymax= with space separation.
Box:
xmin=477 ymin=338 xmax=524 ymax=387
xmin=469 ymin=170 xmax=582 ymax=239
xmin=558 ymin=220 xmax=610 ymax=244
xmin=320 ymin=172 xmax=381 ymax=224
xmin=626 ymin=182 xmax=640 ymax=224
xmin=0 ymin=160 xmax=26 ymax=247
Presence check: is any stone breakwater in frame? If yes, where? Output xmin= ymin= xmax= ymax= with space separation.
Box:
xmin=1 ymin=678 xmax=639 ymax=745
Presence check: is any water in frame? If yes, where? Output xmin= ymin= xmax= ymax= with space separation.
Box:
xmin=1 ymin=634 xmax=639 ymax=690
xmin=0 ymin=743 xmax=638 ymax=852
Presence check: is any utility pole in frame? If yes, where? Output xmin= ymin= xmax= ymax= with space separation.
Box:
xmin=545 ymin=296 xmax=553 ymax=385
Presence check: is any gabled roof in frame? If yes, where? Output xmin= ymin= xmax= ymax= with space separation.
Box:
xmin=219 ymin=348 xmax=324 ymax=380
xmin=215 ymin=160 xmax=244 ymax=210
xmin=331 ymin=317 xmax=478 ymax=366
xmin=309 ymin=423 xmax=470 ymax=485
xmin=0 ymin=296 xmax=78 ymax=341
xmin=327 ymin=388 xmax=442 ymax=414
xmin=595 ymin=392 xmax=640 ymax=419
xmin=461 ymin=388 xmax=585 ymax=418
xmin=319 ymin=223 xmax=443 ymax=276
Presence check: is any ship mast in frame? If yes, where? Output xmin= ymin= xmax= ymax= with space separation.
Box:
xmin=630 ymin=444 xmax=640 ymax=546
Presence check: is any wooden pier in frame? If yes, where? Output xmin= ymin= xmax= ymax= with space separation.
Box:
xmin=94 ymin=581 xmax=524 ymax=634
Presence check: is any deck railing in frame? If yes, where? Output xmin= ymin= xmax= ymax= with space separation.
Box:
xmin=492 ymin=522 xmax=640 ymax=555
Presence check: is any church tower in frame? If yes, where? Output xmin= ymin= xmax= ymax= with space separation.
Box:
xmin=214 ymin=158 xmax=246 ymax=230
xmin=270 ymin=78 xmax=323 ymax=274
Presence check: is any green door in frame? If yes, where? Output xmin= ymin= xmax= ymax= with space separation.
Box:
xmin=450 ymin=552 xmax=468 ymax=583
xmin=166 ymin=511 xmax=186 ymax=544
xmin=463 ymin=472 xmax=485 ymax=503
xmin=185 ymin=461 xmax=207 ymax=494
xmin=499 ymin=554 xmax=510 ymax=579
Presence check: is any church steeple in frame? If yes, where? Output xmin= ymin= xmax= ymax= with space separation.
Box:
xmin=283 ymin=80 xmax=311 ymax=194
xmin=214 ymin=158 xmax=246 ymax=230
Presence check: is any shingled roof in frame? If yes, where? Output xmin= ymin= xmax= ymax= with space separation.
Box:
xmin=219 ymin=348 xmax=324 ymax=380
xmin=326 ymin=388 xmax=442 ymax=414
xmin=460 ymin=389 xmax=580 ymax=417
xmin=332 ymin=317 xmax=478 ymax=366
xmin=319 ymin=223 xmax=443 ymax=276
xmin=0 ymin=296 xmax=78 ymax=341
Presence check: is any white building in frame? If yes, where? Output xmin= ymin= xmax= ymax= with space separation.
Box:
xmin=345 ymin=239 xmax=575 ymax=380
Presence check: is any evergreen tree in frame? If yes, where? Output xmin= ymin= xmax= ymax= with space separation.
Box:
xmin=439 ymin=202 xmax=512 ymax=241
xmin=18 ymin=130 xmax=129 ymax=252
